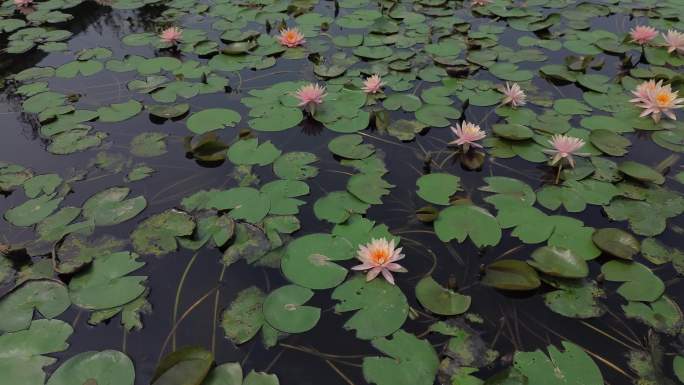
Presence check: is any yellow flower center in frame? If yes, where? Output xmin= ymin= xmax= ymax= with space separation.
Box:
xmin=284 ymin=31 xmax=298 ymax=42
xmin=656 ymin=91 xmax=673 ymax=107
xmin=370 ymin=248 xmax=390 ymax=264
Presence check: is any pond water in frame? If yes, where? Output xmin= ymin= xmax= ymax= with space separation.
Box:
xmin=1 ymin=0 xmax=684 ymax=384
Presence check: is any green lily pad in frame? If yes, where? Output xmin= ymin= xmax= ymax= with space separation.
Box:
xmin=0 ymin=279 xmax=70 ymax=332
xmin=601 ymin=260 xmax=664 ymax=302
xmin=414 ymin=104 xmax=461 ymax=127
xmin=205 ymin=187 xmax=270 ymax=223
xmin=482 ymin=259 xmax=541 ymax=291
xmin=131 ymin=209 xmax=195 ymax=256
xmin=273 ymin=152 xmax=318 ymax=180
xmin=263 ymin=285 xmax=320 ymax=333
xmin=187 ymin=108 xmax=241 ymax=134
xmin=348 ymin=172 xmax=394 ymax=204
xmin=328 ymin=134 xmax=375 ymax=159
xmin=362 ymin=330 xmax=439 ymax=385
xmin=618 ymin=161 xmax=665 ymax=184
xmin=260 ymin=180 xmax=309 ymax=215
xmin=221 ymin=286 xmax=265 ymax=345
xmin=479 ymin=176 xmax=536 ymax=210
xmin=514 ymin=341 xmax=604 ymax=385
xmin=281 ymin=234 xmax=353 ymax=290
xmin=204 ymin=363 xmax=280 ymax=385
xmin=97 ymin=100 xmax=142 ymax=123
xmin=314 ymin=191 xmax=370 ymax=224
xmin=332 ymin=276 xmax=408 ymax=339
xmin=492 ymin=124 xmax=534 ymax=141
xmin=435 ymin=203 xmax=501 ymax=247
xmin=152 ymin=346 xmax=213 ymax=385
xmin=415 ymin=276 xmax=470 ymax=315
xmin=623 ymin=295 xmax=682 ymax=335
xmin=528 ymin=246 xmax=589 ymax=278
xmin=589 ymin=129 xmax=630 ymax=156
xmin=416 ymin=173 xmax=461 ymax=205
xmin=5 ymin=194 xmax=63 ymax=227
xmin=82 ymin=187 xmax=147 ymax=226
xmin=68 ymin=251 xmax=146 ymax=310
xmin=148 ymin=103 xmax=190 ymax=119
xmin=591 ymin=228 xmax=640 ymax=260
xmin=46 ymin=350 xmax=135 ymax=385
xmin=130 ymin=132 xmax=168 ymax=157
xmin=544 ymin=279 xmax=605 ymax=319
xmin=0 ymin=319 xmax=73 ymax=385
xmin=227 ymin=139 xmax=281 ymax=166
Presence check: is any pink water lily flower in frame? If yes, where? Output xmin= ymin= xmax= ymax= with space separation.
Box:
xmin=630 ymin=79 xmax=683 ymax=122
xmin=351 ymin=238 xmax=407 ymax=285
xmin=499 ymin=82 xmax=526 ymax=107
xmin=362 ymin=74 xmax=384 ymax=94
xmin=449 ymin=121 xmax=486 ymax=152
xmin=160 ymin=27 xmax=183 ymax=45
xmin=544 ymin=134 xmax=588 ymax=168
xmin=471 ymin=0 xmax=490 ymax=5
xmin=663 ymin=30 xmax=684 ymax=55
xmin=14 ymin=0 xmax=33 ymax=6
xmin=295 ymin=83 xmax=326 ymax=115
xmin=278 ymin=27 xmax=305 ymax=48
xmin=629 ymin=25 xmax=658 ymax=45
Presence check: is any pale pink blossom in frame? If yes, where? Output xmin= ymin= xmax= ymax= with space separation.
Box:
xmin=362 ymin=74 xmax=384 ymax=94
xmin=160 ymin=27 xmax=183 ymax=45
xmin=449 ymin=121 xmax=486 ymax=152
xmin=543 ymin=134 xmax=588 ymax=168
xmin=278 ymin=28 xmax=305 ymax=48
xmin=630 ymin=80 xmax=683 ymax=122
xmin=294 ymin=83 xmax=326 ymax=114
xmin=471 ymin=0 xmax=490 ymax=5
xmin=663 ymin=30 xmax=684 ymax=55
xmin=351 ymin=238 xmax=407 ymax=285
xmin=499 ymin=82 xmax=526 ymax=107
xmin=630 ymin=79 xmax=660 ymax=105
xmin=629 ymin=26 xmax=658 ymax=45
xmin=14 ymin=0 xmax=33 ymax=6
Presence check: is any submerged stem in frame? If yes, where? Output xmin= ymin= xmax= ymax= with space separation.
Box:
xmin=172 ymin=252 xmax=199 ymax=351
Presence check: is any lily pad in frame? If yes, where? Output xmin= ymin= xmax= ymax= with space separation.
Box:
xmin=415 ymin=276 xmax=471 ymax=315
xmin=46 ymin=350 xmax=135 ymax=385
xmin=416 ymin=173 xmax=461 ymax=205
xmin=601 ymin=260 xmax=664 ymax=302
xmin=618 ymin=161 xmax=665 ymax=184
xmin=82 ymin=187 xmax=147 ymax=226
xmin=97 ymin=100 xmax=142 ymax=123
xmin=482 ymin=259 xmax=541 ymax=291
xmin=0 ymin=279 xmax=70 ymax=332
xmin=152 ymin=346 xmax=213 ymax=385
xmin=362 ymin=330 xmax=439 ymax=385
xmin=332 ymin=276 xmax=408 ymax=339
xmin=187 ymin=108 xmax=241 ymax=134
xmin=591 ymin=228 xmax=640 ymax=260
xmin=348 ymin=172 xmax=394 ymax=204
xmin=328 ymin=134 xmax=375 ymax=159
xmin=281 ymin=234 xmax=353 ymax=290
xmin=227 ymin=139 xmax=281 ymax=166
xmin=221 ymin=287 xmax=266 ymax=345
xmin=589 ymin=129 xmax=630 ymax=156
xmin=263 ymin=285 xmax=320 ymax=334
xmin=0 ymin=319 xmax=73 ymax=385
xmin=68 ymin=251 xmax=146 ymax=310
xmin=514 ymin=341 xmax=604 ymax=385
xmin=435 ymin=203 xmax=501 ymax=247
xmin=528 ymin=246 xmax=589 ymax=278
xmin=131 ymin=209 xmax=195 ymax=256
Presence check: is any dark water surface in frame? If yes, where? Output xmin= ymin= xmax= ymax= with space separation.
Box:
xmin=1 ymin=1 xmax=684 ymax=385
